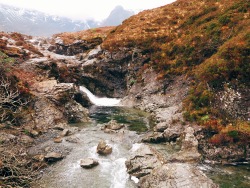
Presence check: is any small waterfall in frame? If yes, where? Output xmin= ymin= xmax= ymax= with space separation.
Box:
xmin=79 ymin=86 xmax=121 ymax=106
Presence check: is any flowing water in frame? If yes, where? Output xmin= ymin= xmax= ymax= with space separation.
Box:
xmin=199 ymin=163 xmax=250 ymax=188
xmin=33 ymin=88 xmax=153 ymax=188
xmin=33 ymin=86 xmax=249 ymax=188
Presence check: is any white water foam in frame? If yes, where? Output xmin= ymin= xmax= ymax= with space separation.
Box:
xmin=79 ymin=86 xmax=121 ymax=106
xmin=110 ymin=158 xmax=129 ymax=188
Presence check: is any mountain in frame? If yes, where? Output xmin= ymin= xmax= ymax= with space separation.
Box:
xmin=101 ymin=5 xmax=134 ymax=26
xmin=0 ymin=4 xmax=134 ymax=37
xmin=0 ymin=4 xmax=99 ymax=36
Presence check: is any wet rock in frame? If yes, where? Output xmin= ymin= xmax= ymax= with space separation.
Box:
xmin=68 ymin=127 xmax=79 ymax=135
xmin=102 ymin=120 xmax=124 ymax=131
xmin=54 ymin=137 xmax=63 ymax=143
xmin=65 ymin=136 xmax=80 ymax=143
xmin=96 ymin=140 xmax=112 ymax=155
xmin=20 ymin=135 xmax=34 ymax=144
xmin=125 ymin=144 xmax=164 ymax=178
xmin=141 ymin=132 xmax=164 ymax=143
xmin=139 ymin=163 xmax=219 ymax=188
xmin=80 ymin=158 xmax=99 ymax=169
xmin=0 ymin=133 xmax=16 ymax=143
xmin=171 ymin=127 xmax=201 ymax=162
xmin=61 ymin=129 xmax=70 ymax=137
xmin=45 ymin=152 xmax=63 ymax=162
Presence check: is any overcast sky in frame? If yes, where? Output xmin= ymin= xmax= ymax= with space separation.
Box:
xmin=0 ymin=0 xmax=176 ymax=21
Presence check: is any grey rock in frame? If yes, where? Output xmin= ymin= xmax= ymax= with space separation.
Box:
xmin=154 ymin=122 xmax=169 ymax=132
xmin=45 ymin=152 xmax=63 ymax=162
xmin=142 ymin=132 xmax=164 ymax=143
xmin=65 ymin=101 xmax=90 ymax=123
xmin=65 ymin=136 xmax=80 ymax=143
xmin=80 ymin=158 xmax=99 ymax=169
xmin=139 ymin=163 xmax=219 ymax=188
xmin=125 ymin=144 xmax=164 ymax=178
xmin=171 ymin=127 xmax=201 ymax=162
xmin=97 ymin=140 xmax=112 ymax=155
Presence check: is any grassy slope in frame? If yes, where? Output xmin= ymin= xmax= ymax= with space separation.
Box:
xmin=102 ymin=0 xmax=250 ymax=144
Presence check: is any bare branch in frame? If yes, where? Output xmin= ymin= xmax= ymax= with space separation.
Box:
xmin=0 ymin=77 xmax=30 ymax=123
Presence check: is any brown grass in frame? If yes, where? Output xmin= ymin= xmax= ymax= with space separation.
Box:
xmin=53 ymin=26 xmax=115 ymax=45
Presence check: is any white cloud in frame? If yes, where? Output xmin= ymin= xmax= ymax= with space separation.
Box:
xmin=0 ymin=0 xmax=175 ymax=21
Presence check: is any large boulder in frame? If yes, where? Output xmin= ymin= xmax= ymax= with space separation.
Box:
xmin=171 ymin=126 xmax=201 ymax=162
xmin=96 ymin=140 xmax=112 ymax=155
xmin=80 ymin=158 xmax=99 ymax=169
xmin=125 ymin=144 xmax=164 ymax=178
xmin=139 ymin=163 xmax=219 ymax=188
xmin=65 ymin=100 xmax=90 ymax=123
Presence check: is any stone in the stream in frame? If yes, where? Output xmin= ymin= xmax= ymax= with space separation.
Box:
xmin=80 ymin=158 xmax=99 ymax=169
xmin=65 ymin=136 xmax=79 ymax=143
xmin=61 ymin=129 xmax=70 ymax=137
xmin=45 ymin=152 xmax=63 ymax=162
xmin=54 ymin=137 xmax=63 ymax=143
xmin=102 ymin=120 xmax=124 ymax=131
xmin=96 ymin=140 xmax=112 ymax=155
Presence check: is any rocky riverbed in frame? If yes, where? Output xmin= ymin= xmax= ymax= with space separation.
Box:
xmin=1 ymin=33 xmax=249 ymax=188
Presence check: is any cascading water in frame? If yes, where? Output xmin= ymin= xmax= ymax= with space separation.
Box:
xmin=32 ymin=87 xmax=152 ymax=188
xmin=79 ymin=86 xmax=121 ymax=106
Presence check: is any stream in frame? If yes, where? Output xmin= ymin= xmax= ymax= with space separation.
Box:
xmin=29 ymin=39 xmax=249 ymax=188
xmin=31 ymin=89 xmax=250 ymax=188
xmin=32 ymin=90 xmax=153 ymax=188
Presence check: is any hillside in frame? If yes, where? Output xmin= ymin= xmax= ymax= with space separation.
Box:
xmin=103 ymin=0 xmax=250 ymax=131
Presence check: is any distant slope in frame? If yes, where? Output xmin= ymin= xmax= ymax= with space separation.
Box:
xmin=102 ymin=0 xmax=249 ymax=122
xmin=0 ymin=4 xmax=98 ymax=36
xmin=101 ymin=5 xmax=134 ymax=26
